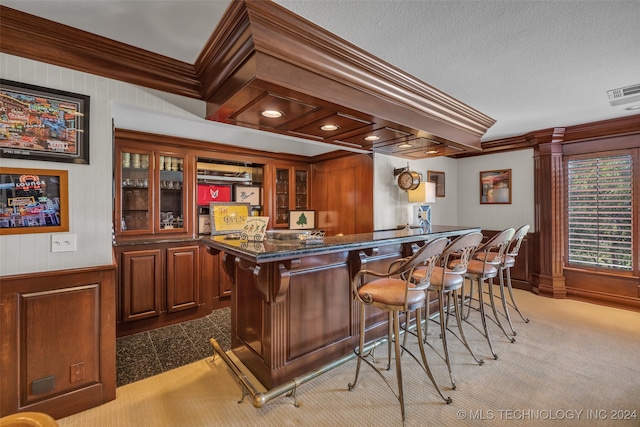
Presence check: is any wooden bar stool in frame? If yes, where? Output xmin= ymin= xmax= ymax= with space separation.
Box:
xmin=412 ymin=231 xmax=485 ymax=390
xmin=461 ymin=228 xmax=515 ymax=359
xmin=348 ymin=237 xmax=450 ymax=422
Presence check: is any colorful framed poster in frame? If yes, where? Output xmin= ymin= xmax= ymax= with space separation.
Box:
xmin=480 ymin=169 xmax=512 ymax=204
xmin=209 ymin=202 xmax=250 ymax=235
xmin=234 ymin=185 xmax=261 ymax=206
xmin=0 ymin=167 xmax=69 ymax=234
xmin=197 ymin=184 xmax=231 ymax=205
xmin=289 ymin=210 xmax=315 ymax=230
xmin=0 ymin=79 xmax=90 ymax=164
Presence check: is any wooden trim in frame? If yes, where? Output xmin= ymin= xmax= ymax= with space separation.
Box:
xmin=0 ymin=6 xmax=202 ymax=99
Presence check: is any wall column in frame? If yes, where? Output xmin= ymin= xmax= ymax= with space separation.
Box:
xmin=532 ymin=128 xmax=567 ymax=297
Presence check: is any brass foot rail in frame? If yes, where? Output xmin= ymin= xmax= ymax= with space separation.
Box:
xmin=209 ymin=337 xmax=386 ymax=408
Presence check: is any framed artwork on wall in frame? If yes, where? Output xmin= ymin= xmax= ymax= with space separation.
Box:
xmin=0 ymin=79 xmax=90 ymax=164
xmin=0 ymin=167 xmax=69 ymax=234
xmin=427 ymin=170 xmax=445 ymax=197
xmin=480 ymin=169 xmax=512 ymax=204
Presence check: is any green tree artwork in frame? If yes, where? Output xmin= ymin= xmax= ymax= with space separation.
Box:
xmin=296 ymin=212 xmax=307 ymax=227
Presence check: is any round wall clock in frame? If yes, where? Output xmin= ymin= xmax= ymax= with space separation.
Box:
xmin=397 ymin=170 xmax=421 ymax=191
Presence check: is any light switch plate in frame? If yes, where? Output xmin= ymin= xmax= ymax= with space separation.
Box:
xmin=51 ymin=233 xmax=77 ymax=252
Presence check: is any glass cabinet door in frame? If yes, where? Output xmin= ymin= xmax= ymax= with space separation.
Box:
xmin=120 ymin=151 xmax=151 ymax=232
xmin=275 ymin=168 xmax=290 ymax=226
xmin=158 ymin=154 xmax=185 ymax=231
xmin=295 ymin=169 xmax=308 ymax=210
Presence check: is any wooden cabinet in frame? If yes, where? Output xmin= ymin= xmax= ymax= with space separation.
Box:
xmin=115 ymin=242 xmax=208 ymax=336
xmin=115 ymin=143 xmax=193 ymax=240
xmin=271 ymin=163 xmax=309 ymax=228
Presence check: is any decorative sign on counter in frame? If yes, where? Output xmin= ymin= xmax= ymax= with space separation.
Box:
xmin=241 ymin=216 xmax=269 ymax=241
xmin=209 ymin=202 xmax=250 ymax=235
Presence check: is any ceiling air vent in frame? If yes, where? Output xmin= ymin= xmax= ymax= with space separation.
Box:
xmin=607 ymin=84 xmax=640 ymax=106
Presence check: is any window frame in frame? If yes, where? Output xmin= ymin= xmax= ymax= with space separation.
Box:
xmin=563 ymin=148 xmax=638 ymax=277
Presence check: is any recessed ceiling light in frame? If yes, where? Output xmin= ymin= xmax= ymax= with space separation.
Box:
xmin=398 ymin=143 xmax=412 ymax=148
xmin=624 ymin=104 xmax=640 ymax=111
xmin=364 ymin=135 xmax=380 ymax=142
xmin=261 ymin=110 xmax=283 ymax=118
xmin=320 ymin=124 xmax=339 ymax=131
xmin=425 ymin=149 xmax=439 ymax=154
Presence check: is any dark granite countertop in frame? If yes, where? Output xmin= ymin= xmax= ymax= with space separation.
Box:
xmin=200 ymin=225 xmax=480 ymax=263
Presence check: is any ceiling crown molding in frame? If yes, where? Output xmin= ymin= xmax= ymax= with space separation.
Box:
xmin=196 ymin=0 xmax=495 ymax=156
xmin=0 ymin=6 xmax=202 ymax=99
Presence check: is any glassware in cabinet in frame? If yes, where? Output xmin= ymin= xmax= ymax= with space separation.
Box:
xmin=295 ymin=169 xmax=308 ymax=209
xmin=120 ymin=151 xmax=151 ymax=232
xmin=275 ymin=168 xmax=290 ymax=226
xmin=158 ymin=153 xmax=185 ymax=231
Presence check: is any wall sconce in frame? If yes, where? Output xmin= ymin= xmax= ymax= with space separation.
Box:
xmin=406 ymin=181 xmax=436 ymax=229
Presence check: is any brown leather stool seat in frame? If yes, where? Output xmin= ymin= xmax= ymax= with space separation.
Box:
xmin=0 ymin=412 xmax=58 ymax=427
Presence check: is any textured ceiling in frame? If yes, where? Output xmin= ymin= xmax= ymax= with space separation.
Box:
xmin=3 ymin=0 xmax=639 ymax=145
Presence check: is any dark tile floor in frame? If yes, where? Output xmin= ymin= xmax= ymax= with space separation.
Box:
xmin=116 ymin=307 xmax=231 ymax=387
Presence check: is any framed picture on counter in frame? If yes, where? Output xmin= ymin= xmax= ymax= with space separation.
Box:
xmin=0 ymin=79 xmax=90 ymax=164
xmin=289 ymin=210 xmax=315 ymax=230
xmin=234 ymin=185 xmax=261 ymax=206
xmin=209 ymin=202 xmax=250 ymax=235
xmin=0 ymin=167 xmax=69 ymax=234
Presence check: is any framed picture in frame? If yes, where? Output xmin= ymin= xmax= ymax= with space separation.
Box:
xmin=234 ymin=185 xmax=261 ymax=206
xmin=480 ymin=169 xmax=512 ymax=204
xmin=0 ymin=79 xmax=90 ymax=164
xmin=289 ymin=210 xmax=315 ymax=230
xmin=0 ymin=167 xmax=69 ymax=234
xmin=209 ymin=202 xmax=250 ymax=235
xmin=427 ymin=170 xmax=445 ymax=197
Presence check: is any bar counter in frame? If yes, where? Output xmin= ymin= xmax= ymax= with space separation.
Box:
xmin=202 ymin=225 xmax=479 ymax=390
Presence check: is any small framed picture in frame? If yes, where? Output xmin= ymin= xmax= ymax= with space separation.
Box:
xmin=289 ymin=210 xmax=315 ymax=230
xmin=234 ymin=185 xmax=261 ymax=206
xmin=427 ymin=170 xmax=445 ymax=197
xmin=480 ymin=169 xmax=512 ymax=204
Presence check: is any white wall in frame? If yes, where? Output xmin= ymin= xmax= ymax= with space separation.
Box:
xmin=373 ymin=149 xmax=535 ymax=232
xmin=457 ymin=149 xmax=535 ymax=231
xmin=0 ymin=54 xmax=205 ymax=276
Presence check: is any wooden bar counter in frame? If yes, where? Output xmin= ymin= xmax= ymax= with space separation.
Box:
xmin=202 ymin=225 xmax=479 ymax=389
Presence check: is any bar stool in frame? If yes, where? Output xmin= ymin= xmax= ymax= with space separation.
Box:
xmin=461 ymin=228 xmax=515 ymax=359
xmin=348 ymin=237 xmax=450 ymax=422
xmin=499 ymin=224 xmax=531 ymax=335
xmin=412 ymin=231 xmax=484 ymax=390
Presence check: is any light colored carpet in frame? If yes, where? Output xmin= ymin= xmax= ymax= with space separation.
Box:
xmin=58 ymin=289 xmax=640 ymax=426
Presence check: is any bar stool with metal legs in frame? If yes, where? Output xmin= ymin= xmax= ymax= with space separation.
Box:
xmin=499 ymin=224 xmax=531 ymax=335
xmin=412 ymin=231 xmax=485 ymax=390
xmin=461 ymin=228 xmax=515 ymax=360
xmin=348 ymin=237 xmax=450 ymax=422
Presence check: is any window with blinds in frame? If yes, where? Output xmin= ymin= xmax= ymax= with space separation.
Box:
xmin=566 ymin=154 xmax=633 ymax=270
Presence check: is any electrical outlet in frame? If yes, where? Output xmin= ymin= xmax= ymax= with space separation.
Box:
xmin=70 ymin=362 xmax=85 ymax=382
xmin=51 ymin=233 xmax=77 ymax=252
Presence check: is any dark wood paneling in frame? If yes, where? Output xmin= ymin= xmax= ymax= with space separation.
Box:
xmin=121 ymin=249 xmax=163 ymax=321
xmin=0 ymin=266 xmax=116 ymax=418
xmin=166 ymin=246 xmax=199 ymax=313
xmin=311 ymin=153 xmax=374 ymax=235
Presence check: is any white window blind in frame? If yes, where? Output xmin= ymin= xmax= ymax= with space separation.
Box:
xmin=567 ymin=155 xmax=633 ymax=270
